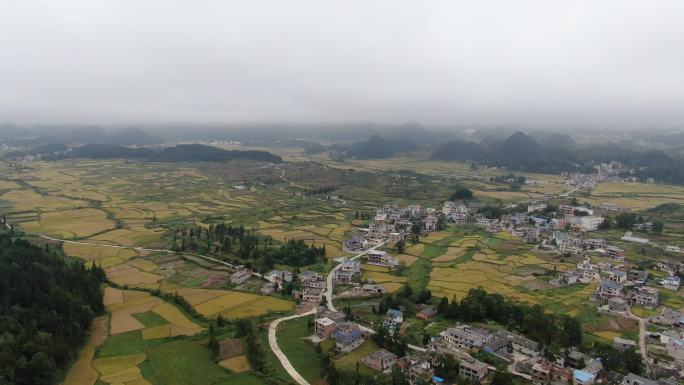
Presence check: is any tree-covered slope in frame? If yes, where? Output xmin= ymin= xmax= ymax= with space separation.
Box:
xmin=0 ymin=235 xmax=106 ymax=385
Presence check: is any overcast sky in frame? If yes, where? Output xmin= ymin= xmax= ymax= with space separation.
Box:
xmin=1 ymin=1 xmax=683 ymax=129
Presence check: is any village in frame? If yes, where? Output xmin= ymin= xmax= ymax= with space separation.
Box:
xmin=244 ymin=192 xmax=684 ymax=385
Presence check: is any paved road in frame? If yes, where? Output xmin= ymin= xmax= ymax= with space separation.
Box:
xmin=278 ymin=168 xmax=293 ymax=191
xmin=325 ymin=242 xmax=385 ymax=313
xmin=321 ymin=242 xmax=426 ymax=353
xmin=559 ymin=187 xmax=579 ymax=197
xmin=268 ymin=309 xmax=316 ymax=385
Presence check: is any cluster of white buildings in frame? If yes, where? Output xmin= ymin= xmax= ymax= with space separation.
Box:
xmin=292 ymin=271 xmax=327 ymax=303
xmin=344 ymin=204 xmax=441 ymax=252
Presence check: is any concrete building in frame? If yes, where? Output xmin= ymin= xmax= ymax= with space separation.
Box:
xmin=333 ymin=322 xmax=364 ymax=352
xmin=366 ymin=250 xmax=399 ymax=268
xmin=620 ymin=373 xmax=658 ymax=385
xmin=631 ymin=287 xmax=658 ymax=309
xmin=315 ymin=317 xmax=337 ymax=339
xmin=661 ymin=276 xmax=681 ymax=291
xmin=532 ymin=361 xmax=572 ymax=385
xmin=362 ymin=349 xmax=397 ymax=371
xmin=613 ymin=337 xmax=637 ymax=351
xmin=666 ymin=337 xmax=684 ymax=361
xmin=607 ymin=297 xmax=628 ymax=312
xmin=230 ymin=269 xmax=252 ymax=285
xmin=459 ymin=358 xmax=488 ymax=381
xmin=440 ymin=325 xmax=492 ymax=350
xmin=577 ymin=216 xmax=604 ymax=232
xmin=596 ymin=281 xmax=623 ymax=300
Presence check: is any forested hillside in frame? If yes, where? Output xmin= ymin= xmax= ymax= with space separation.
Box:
xmin=0 ymin=235 xmax=106 ymax=385
xmin=43 ymin=143 xmax=283 ymax=163
xmin=432 ymin=131 xmax=684 ymax=184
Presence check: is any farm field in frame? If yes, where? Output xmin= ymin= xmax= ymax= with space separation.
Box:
xmin=64 ymin=285 xmax=264 ymax=385
xmin=158 ymin=283 xmax=294 ymax=319
xmin=7 ymin=152 xmax=684 ymax=385
xmin=585 ymin=181 xmax=684 ymax=210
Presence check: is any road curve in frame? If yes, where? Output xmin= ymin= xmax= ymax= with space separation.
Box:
xmin=321 ymin=241 xmax=426 ymax=353
xmin=325 ymin=242 xmax=385 ymax=312
xmin=268 ymin=309 xmax=316 ymax=385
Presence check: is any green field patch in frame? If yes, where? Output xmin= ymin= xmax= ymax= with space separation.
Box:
xmin=132 ymin=311 xmax=168 ymax=328
xmin=145 ymin=340 xmax=239 ymax=385
xmin=276 ymin=316 xmax=325 ymax=384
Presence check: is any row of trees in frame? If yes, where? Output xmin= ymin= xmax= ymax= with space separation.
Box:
xmin=615 ymin=212 xmax=664 ymax=233
xmin=170 ymin=223 xmax=327 ymax=272
xmin=437 ymin=288 xmax=583 ymax=349
xmin=0 ymin=235 xmax=106 ymax=385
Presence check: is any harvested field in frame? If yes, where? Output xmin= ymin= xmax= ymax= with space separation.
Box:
xmin=92 ymin=353 xmax=147 ymax=376
xmin=128 ymin=259 xmax=159 ymax=272
xmin=142 ymin=324 xmax=172 ymax=340
xmin=432 ymin=247 xmax=464 ymax=262
xmin=162 ymin=285 xmax=294 ymax=319
xmin=106 ymin=263 xmax=163 ymax=287
xmin=152 ymin=303 xmax=202 ymax=330
xmin=404 ymin=243 xmax=425 ymax=256
xmin=396 ymin=254 xmax=418 ymax=266
xmin=63 ymin=347 xmax=98 ymax=385
xmin=104 ymin=287 xmax=125 ymax=306
xmin=110 ymin=314 xmax=145 ymax=335
xmin=21 ymin=208 xmax=116 ymax=238
xmin=63 ymin=242 xmax=139 ymax=263
xmin=219 ymin=356 xmax=250 ymax=373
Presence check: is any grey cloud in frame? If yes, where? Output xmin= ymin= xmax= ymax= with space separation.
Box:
xmin=1 ymin=0 xmax=683 ymax=128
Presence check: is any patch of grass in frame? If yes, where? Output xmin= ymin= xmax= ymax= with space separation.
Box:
xmin=133 ymin=311 xmax=168 ymax=328
xmin=220 ymin=373 xmax=267 ymax=385
xmin=144 ymin=340 xmax=234 ymax=385
xmin=276 ymin=316 xmax=325 ymax=384
xmin=95 ymin=330 xmax=164 ymax=358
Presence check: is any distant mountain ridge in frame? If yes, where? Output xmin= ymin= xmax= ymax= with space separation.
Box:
xmin=347 ymin=135 xmax=418 ymax=159
xmin=0 ymin=123 xmax=159 ymax=146
xmin=430 ymin=140 xmax=489 ymax=162
xmin=432 ymin=131 xmax=684 ymax=184
xmin=44 ymin=144 xmax=283 ymax=163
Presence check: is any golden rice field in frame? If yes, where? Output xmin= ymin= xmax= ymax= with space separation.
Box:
xmin=105 ymin=262 xmax=164 ymax=287
xmin=582 ymin=181 xmax=684 ymax=210
xmin=104 ymin=287 xmax=203 ymax=337
xmin=404 ymin=243 xmax=425 ymax=256
xmin=420 ymin=231 xmax=452 ymax=244
xmin=428 ymin=261 xmax=539 ymax=302
xmin=92 ymin=353 xmax=149 ymax=384
xmin=159 ymin=283 xmax=294 ymax=319
xmin=395 ymin=253 xmax=418 ymax=266
xmin=62 ymin=316 xmax=109 ymax=385
xmin=219 ymin=356 xmax=250 ymax=373
xmin=63 ymin=242 xmax=139 ymax=266
xmin=362 ymin=270 xmax=409 ymax=293
xmin=431 ymin=247 xmax=465 ymax=263
xmin=21 ymin=208 xmax=116 ymax=238
xmin=474 ymin=190 xmax=537 ymax=201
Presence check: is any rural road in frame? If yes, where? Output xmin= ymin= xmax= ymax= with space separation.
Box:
xmin=325 ymin=242 xmax=386 ymax=313
xmin=322 ymin=241 xmax=427 ymax=353
xmin=4 ymin=220 xmax=427 ymax=383
xmin=267 ymin=240 xmax=426 ymax=385
xmin=268 ymin=309 xmax=317 ymax=385
xmin=628 ymin=307 xmax=652 ymax=377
